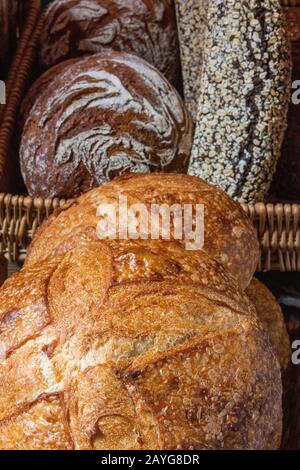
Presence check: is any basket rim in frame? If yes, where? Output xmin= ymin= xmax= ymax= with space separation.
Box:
xmin=0 ymin=192 xmax=299 ymax=210
xmin=0 ymin=0 xmax=41 ymax=181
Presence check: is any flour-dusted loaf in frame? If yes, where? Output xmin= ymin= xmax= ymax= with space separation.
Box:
xmin=271 ymin=5 xmax=300 ymax=200
xmin=0 ymin=199 xmax=281 ymax=449
xmin=187 ymin=0 xmax=291 ymax=203
xmin=39 ymin=0 xmax=180 ymax=84
xmin=19 ymin=59 xmax=77 ymax=131
xmin=20 ymin=53 xmax=193 ymax=199
xmin=26 ymin=174 xmax=259 ymax=290
xmin=246 ymin=278 xmax=290 ymax=373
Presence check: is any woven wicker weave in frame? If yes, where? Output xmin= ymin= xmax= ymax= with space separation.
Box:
xmin=0 ymin=193 xmax=69 ymax=263
xmin=242 ymin=203 xmax=300 ymax=272
xmin=281 ymin=0 xmax=300 ymax=5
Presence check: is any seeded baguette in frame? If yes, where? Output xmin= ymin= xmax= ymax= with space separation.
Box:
xmin=20 ymin=53 xmax=193 ymax=199
xmin=185 ymin=0 xmax=291 ymax=203
xmin=175 ymin=0 xmax=208 ymax=119
xmin=0 ymin=174 xmax=281 ymax=450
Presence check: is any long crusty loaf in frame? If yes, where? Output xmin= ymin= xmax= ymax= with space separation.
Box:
xmin=175 ymin=0 xmax=208 ymax=119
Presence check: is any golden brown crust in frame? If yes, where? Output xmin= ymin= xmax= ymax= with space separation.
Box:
xmin=246 ymin=278 xmax=290 ymax=373
xmin=26 ymin=174 xmax=259 ymax=290
xmin=0 ymin=237 xmax=281 ymax=449
xmin=0 ymin=175 xmax=280 ymax=450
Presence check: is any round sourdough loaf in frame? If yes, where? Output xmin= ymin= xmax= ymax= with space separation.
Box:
xmin=20 ymin=53 xmax=193 ymax=198
xmin=39 ymin=0 xmax=180 ymax=84
xmin=0 ymin=239 xmax=281 ymax=449
xmin=246 ymin=277 xmax=290 ymax=373
xmin=26 ymin=174 xmax=259 ymax=291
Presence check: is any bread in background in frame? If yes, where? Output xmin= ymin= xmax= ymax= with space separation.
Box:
xmin=20 ymin=53 xmax=193 ymax=199
xmin=187 ymin=0 xmax=291 ymax=203
xmin=26 ymin=173 xmax=259 ymax=290
xmin=39 ymin=0 xmax=180 ymax=84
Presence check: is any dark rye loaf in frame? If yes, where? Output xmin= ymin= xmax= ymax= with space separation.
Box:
xmin=39 ymin=0 xmax=180 ymax=84
xmin=20 ymin=52 xmax=193 ymax=198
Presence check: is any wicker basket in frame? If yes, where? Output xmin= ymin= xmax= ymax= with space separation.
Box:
xmin=0 ymin=0 xmax=299 ymax=271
